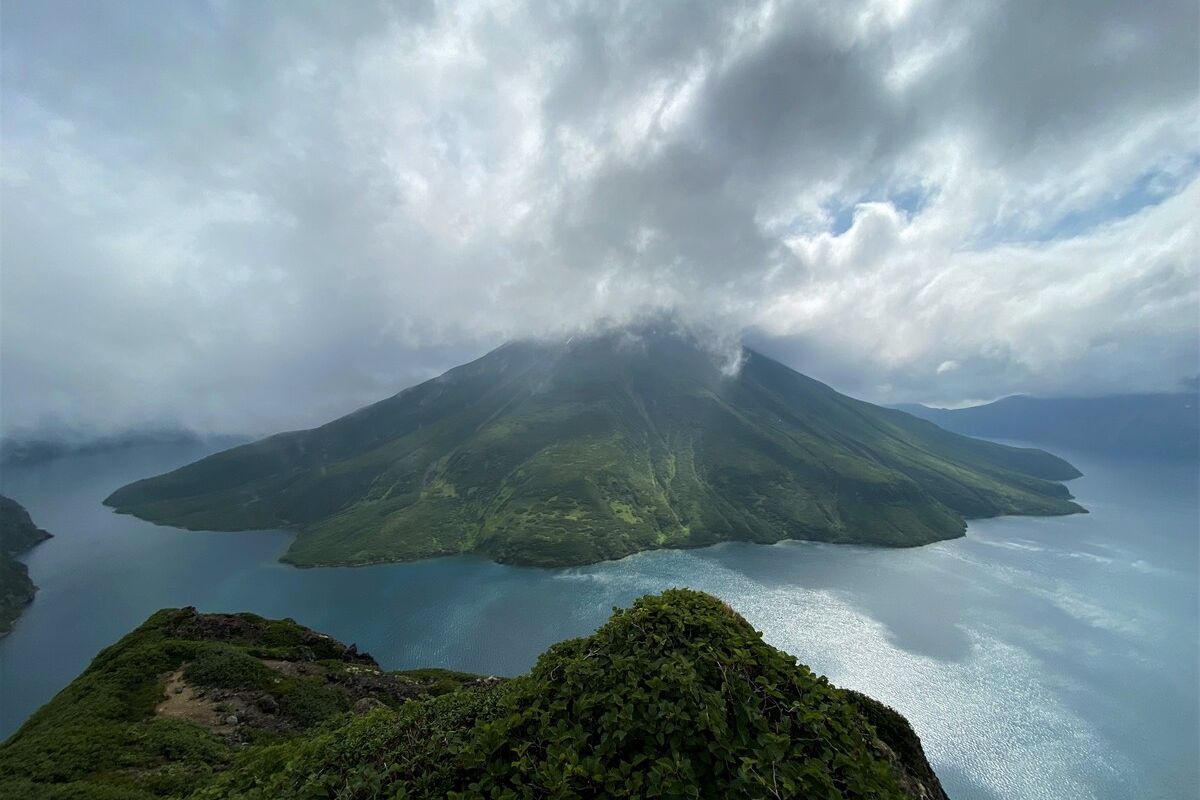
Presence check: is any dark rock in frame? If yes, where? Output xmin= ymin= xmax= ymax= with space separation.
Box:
xmin=352 ymin=697 xmax=385 ymax=715
xmin=845 ymin=691 xmax=950 ymax=800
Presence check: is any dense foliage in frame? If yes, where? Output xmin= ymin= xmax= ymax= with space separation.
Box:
xmin=458 ymin=590 xmax=917 ymax=798
xmin=106 ymin=326 xmax=1083 ymax=568
xmin=0 ymin=494 xmax=52 ymax=636
xmin=0 ymin=590 xmax=947 ymax=799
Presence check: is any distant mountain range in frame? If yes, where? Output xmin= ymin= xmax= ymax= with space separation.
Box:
xmin=895 ymin=393 xmax=1199 ymax=460
xmin=106 ymin=325 xmax=1083 ymax=568
xmin=0 ymin=429 xmax=205 ymax=468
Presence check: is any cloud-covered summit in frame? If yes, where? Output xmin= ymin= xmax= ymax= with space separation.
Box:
xmin=2 ymin=0 xmax=1196 ymax=437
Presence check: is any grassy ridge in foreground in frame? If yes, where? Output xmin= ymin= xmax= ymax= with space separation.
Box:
xmin=107 ymin=325 xmax=1084 ymax=568
xmin=0 ymin=590 xmax=948 ymax=799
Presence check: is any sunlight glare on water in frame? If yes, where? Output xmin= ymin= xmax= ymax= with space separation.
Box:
xmin=1 ymin=441 xmax=1195 ymax=800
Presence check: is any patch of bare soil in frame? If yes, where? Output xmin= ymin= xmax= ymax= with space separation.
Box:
xmin=155 ymin=668 xmax=249 ymax=736
xmin=155 ymin=666 xmax=297 ymax=741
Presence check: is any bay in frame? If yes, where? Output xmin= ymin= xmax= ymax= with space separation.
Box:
xmin=0 ymin=439 xmax=1195 ymax=799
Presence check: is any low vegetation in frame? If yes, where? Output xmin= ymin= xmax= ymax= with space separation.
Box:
xmin=0 ymin=590 xmax=948 ymax=799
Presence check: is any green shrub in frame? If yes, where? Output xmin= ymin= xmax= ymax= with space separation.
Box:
xmin=274 ymin=678 xmax=347 ymax=727
xmin=183 ymin=648 xmax=273 ymax=691
xmin=457 ymin=589 xmax=907 ymax=798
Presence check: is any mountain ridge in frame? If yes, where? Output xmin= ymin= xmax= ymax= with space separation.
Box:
xmin=0 ymin=590 xmax=948 ymax=799
xmin=106 ymin=326 xmax=1084 ymax=567
xmin=895 ymin=392 xmax=1200 ymax=460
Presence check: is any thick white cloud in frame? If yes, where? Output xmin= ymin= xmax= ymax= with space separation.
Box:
xmin=1 ymin=0 xmax=1196 ymax=436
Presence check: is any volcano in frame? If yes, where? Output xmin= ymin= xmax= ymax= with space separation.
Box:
xmin=106 ymin=325 xmax=1083 ymax=567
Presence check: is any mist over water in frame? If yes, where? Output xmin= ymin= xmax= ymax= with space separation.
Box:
xmin=0 ymin=440 xmax=1195 ymax=800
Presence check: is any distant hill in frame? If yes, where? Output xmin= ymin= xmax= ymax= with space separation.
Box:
xmin=0 ymin=590 xmax=948 ymax=799
xmin=0 ymin=495 xmax=52 ymax=637
xmin=895 ymin=393 xmax=1199 ymax=460
xmin=106 ymin=325 xmax=1083 ymax=568
xmin=0 ymin=429 xmax=205 ymax=468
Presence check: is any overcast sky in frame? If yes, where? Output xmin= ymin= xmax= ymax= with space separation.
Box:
xmin=2 ymin=0 xmax=1197 ymax=438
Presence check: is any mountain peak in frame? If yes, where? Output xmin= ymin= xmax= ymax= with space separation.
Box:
xmin=512 ymin=318 xmax=750 ymax=378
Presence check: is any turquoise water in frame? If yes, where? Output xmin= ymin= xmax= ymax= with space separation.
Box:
xmin=0 ymin=440 xmax=1195 ymax=799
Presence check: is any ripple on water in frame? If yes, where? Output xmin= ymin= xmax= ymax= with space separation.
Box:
xmin=0 ymin=442 xmax=1195 ymax=800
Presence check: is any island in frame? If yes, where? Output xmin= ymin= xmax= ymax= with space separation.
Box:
xmin=107 ymin=324 xmax=1084 ymax=568
xmin=0 ymin=590 xmax=948 ymax=799
xmin=0 ymin=495 xmax=52 ymax=637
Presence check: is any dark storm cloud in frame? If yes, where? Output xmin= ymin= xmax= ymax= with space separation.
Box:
xmin=1 ymin=0 xmax=1196 ymax=436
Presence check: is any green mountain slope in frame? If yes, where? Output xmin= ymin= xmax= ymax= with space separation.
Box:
xmin=107 ymin=325 xmax=1083 ymax=567
xmin=0 ymin=495 xmax=53 ymax=636
xmin=0 ymin=590 xmax=948 ymax=799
